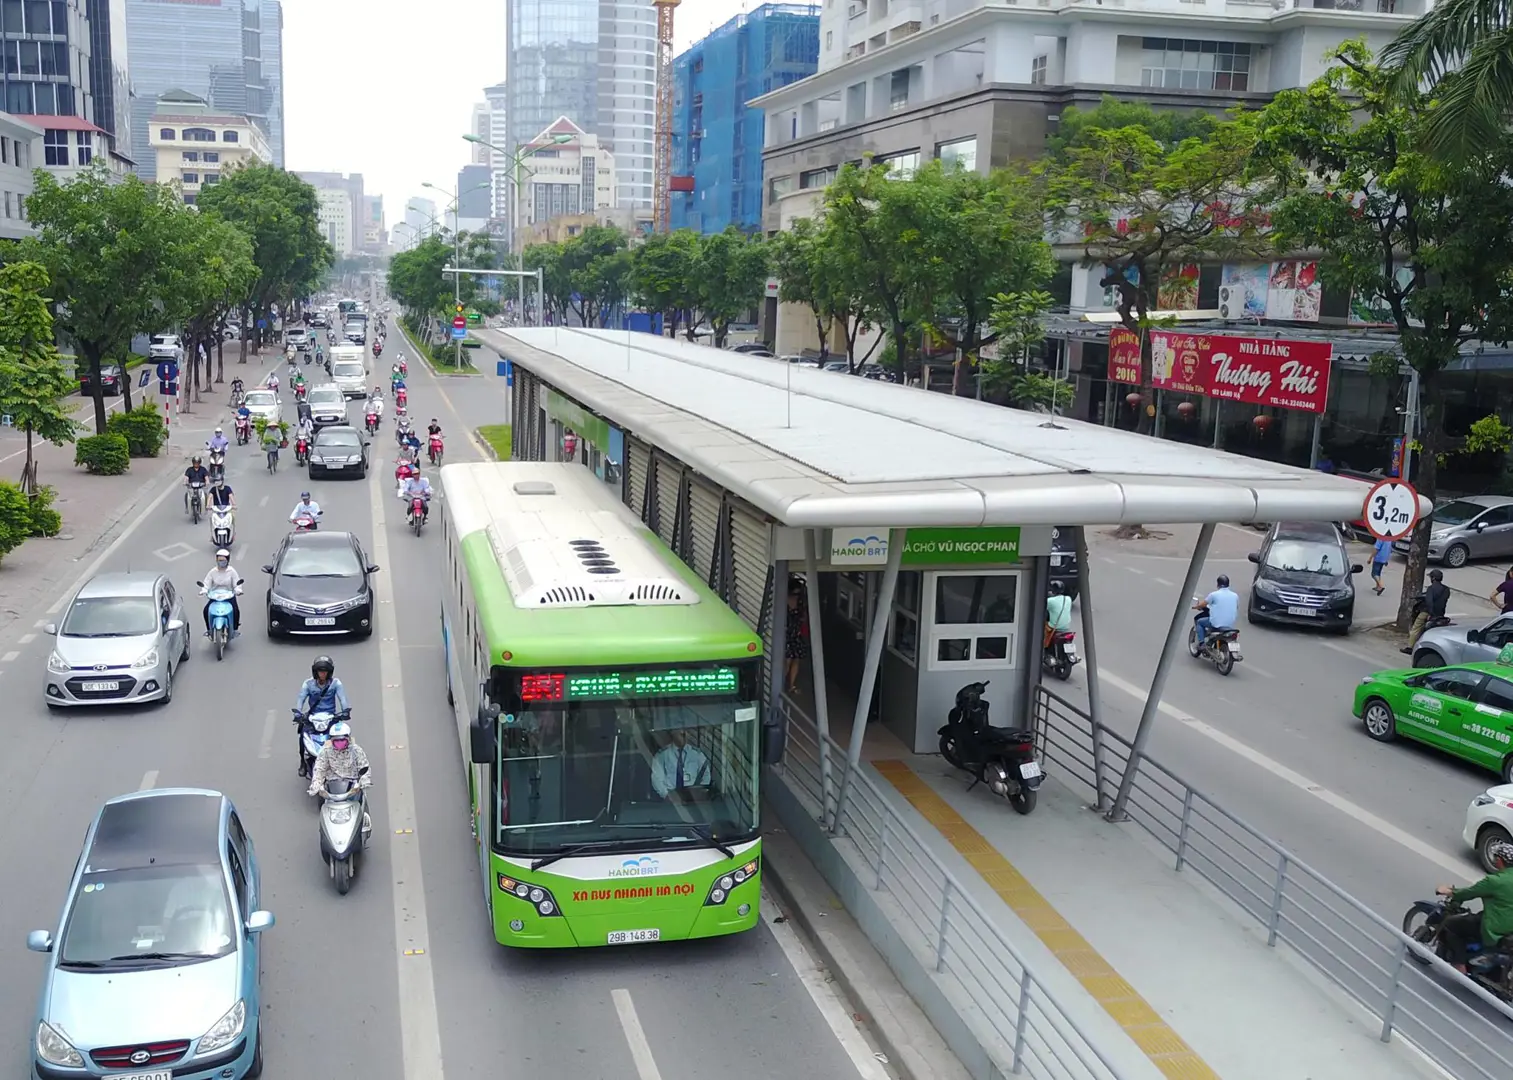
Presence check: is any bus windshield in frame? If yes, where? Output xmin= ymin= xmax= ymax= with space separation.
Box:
xmin=494 ymin=697 xmax=760 ymax=856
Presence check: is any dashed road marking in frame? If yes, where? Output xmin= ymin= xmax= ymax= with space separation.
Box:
xmin=257 ymin=709 xmax=277 ymax=760
xmin=18 ymin=633 xmax=34 ymax=644
xmin=612 ymin=989 xmax=665 ymax=1080
xmin=0 ymin=650 xmax=16 ymax=662
xmin=138 ymin=770 xmax=158 ymax=791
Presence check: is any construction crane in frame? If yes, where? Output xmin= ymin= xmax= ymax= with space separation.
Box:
xmin=653 ymin=0 xmax=679 ymax=233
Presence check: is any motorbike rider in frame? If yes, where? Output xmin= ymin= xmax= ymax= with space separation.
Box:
xmin=426 ymin=418 xmax=442 ymax=439
xmin=293 ymin=655 xmax=352 ymax=775
xmin=367 ymin=386 xmax=385 ymax=419
xmin=401 ymin=467 xmax=434 ymax=521
xmin=229 ymin=376 xmax=245 ymax=404
xmin=183 ymin=455 xmax=209 ymax=512
xmin=1435 ymin=841 xmax=1513 ymax=973
xmin=198 ymin=548 xmax=243 ymax=637
xmin=207 ymin=476 xmax=235 ymax=512
xmin=289 ymin=491 xmax=322 ymax=527
xmin=1404 ymin=569 xmax=1452 ymax=654
xmin=1045 ymin=580 xmax=1073 ymax=649
xmin=401 ymin=426 xmax=422 ymax=460
xmin=395 ymin=411 xmax=413 ymax=445
xmin=306 ymin=720 xmax=372 ymax=835
xmin=1193 ymin=575 xmax=1239 ymax=647
xmin=266 ymin=372 xmax=279 ymax=395
xmin=206 ymin=426 xmax=230 ymax=457
xmin=296 ymin=413 xmax=315 ymax=442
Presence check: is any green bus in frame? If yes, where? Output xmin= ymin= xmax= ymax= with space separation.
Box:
xmin=438 ymin=460 xmax=776 ymax=947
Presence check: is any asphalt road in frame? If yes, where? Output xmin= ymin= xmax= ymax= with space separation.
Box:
xmin=0 ymin=310 xmax=888 ymax=1080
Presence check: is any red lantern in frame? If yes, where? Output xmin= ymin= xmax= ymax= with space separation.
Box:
xmin=1176 ymin=401 xmax=1196 ymax=418
xmin=1125 ymin=392 xmax=1143 ymax=408
xmin=1252 ymin=414 xmax=1272 ymax=432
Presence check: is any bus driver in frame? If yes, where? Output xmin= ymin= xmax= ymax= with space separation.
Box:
xmin=651 ymin=730 xmax=710 ymax=799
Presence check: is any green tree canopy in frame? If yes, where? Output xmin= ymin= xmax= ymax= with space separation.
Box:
xmin=0 ymin=261 xmax=77 ymax=491
xmin=388 ymin=235 xmax=455 ymax=318
xmin=629 ymin=229 xmax=702 ymax=338
xmin=1383 ymin=0 xmax=1513 ymax=160
xmin=1046 ymin=97 xmax=1222 ymax=160
xmin=695 ymin=226 xmax=768 ymax=348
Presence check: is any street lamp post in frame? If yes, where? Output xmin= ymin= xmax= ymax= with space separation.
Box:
xmin=463 ymin=133 xmax=573 ymax=324
xmin=421 ymin=180 xmax=491 ymax=368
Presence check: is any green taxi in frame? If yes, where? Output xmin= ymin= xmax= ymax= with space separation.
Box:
xmin=1354 ymin=660 xmax=1513 ymax=782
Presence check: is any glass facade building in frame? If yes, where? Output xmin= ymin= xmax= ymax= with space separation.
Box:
xmin=0 ymin=0 xmax=94 ymax=121
xmin=671 ymin=4 xmax=818 ymax=234
xmin=124 ymin=0 xmax=283 ymax=181
xmin=506 ymin=0 xmax=654 ymax=210
xmin=86 ymin=0 xmax=129 ymax=156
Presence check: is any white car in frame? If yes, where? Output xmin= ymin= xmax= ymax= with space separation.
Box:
xmin=241 ymin=387 xmax=281 ymax=427
xmin=148 ymin=332 xmax=182 ymax=361
xmin=1464 ymin=785 xmax=1513 ymax=871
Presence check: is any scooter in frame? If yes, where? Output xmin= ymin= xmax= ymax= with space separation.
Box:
xmin=198 ymin=581 xmax=242 ymax=661
xmin=294 ymin=433 xmax=311 ymax=466
xmin=1187 ymin=599 xmax=1243 ymax=676
xmin=207 ymin=449 xmax=226 ymax=483
xmin=187 ymin=481 xmax=206 ymax=525
xmin=209 ymin=506 xmax=235 ymax=549
xmin=408 ymin=494 xmax=428 ymax=537
xmin=234 ymin=416 xmax=250 ymax=445
xmin=1403 ymin=896 xmax=1513 ymax=1003
xmin=365 ymin=409 xmax=380 ymax=434
xmin=319 ymin=766 xmax=372 ymax=896
xmin=428 ymin=432 xmax=444 ymax=467
xmin=294 ymin=708 xmax=347 ymax=781
xmin=395 ymin=387 xmax=408 ymax=410
xmin=1042 ymin=630 xmax=1079 ymax=681
xmin=937 ymin=680 xmax=1043 ymax=815
xmin=292 ymin=511 xmax=319 ymax=533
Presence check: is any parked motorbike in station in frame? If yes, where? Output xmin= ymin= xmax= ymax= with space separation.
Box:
xmin=938 ymin=680 xmax=1043 ymax=815
xmin=319 ymin=765 xmax=372 ymax=896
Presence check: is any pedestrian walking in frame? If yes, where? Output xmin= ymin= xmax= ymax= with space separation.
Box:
xmin=1371 ymin=536 xmax=1392 ymax=595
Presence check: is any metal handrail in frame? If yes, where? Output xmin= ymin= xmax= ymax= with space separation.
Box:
xmin=772 ymin=695 xmax=1135 ymax=1080
xmin=1032 ymin=685 xmax=1513 ymax=1080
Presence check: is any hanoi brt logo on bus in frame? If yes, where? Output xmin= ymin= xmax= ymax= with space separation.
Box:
xmin=608 ymin=856 xmax=661 ymax=878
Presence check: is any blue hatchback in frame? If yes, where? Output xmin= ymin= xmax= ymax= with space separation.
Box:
xmin=26 ymin=788 xmax=274 ymax=1079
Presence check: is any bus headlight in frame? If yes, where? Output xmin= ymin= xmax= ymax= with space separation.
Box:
xmin=498 ymin=873 xmax=563 ymax=918
xmin=705 ymin=859 xmax=760 ymax=906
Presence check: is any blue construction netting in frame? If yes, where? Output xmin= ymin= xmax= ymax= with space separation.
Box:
xmin=672 ymin=4 xmax=819 ymax=234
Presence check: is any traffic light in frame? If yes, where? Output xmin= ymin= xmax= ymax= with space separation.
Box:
xmin=455 ymin=302 xmax=465 ymax=315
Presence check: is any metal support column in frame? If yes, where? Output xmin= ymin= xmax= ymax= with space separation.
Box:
xmin=1309 ymin=413 xmax=1322 ymax=469
xmin=1022 ymin=551 xmax=1048 ymax=727
xmin=831 ymin=530 xmax=901 ymax=833
xmin=1107 ymin=522 xmax=1215 ymax=822
xmin=804 ymin=530 xmax=836 ymax=828
xmin=1074 ymin=526 xmax=1110 ymax=810
xmin=769 ymin=558 xmax=789 ymax=744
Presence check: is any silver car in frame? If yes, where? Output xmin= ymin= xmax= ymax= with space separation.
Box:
xmin=241 ymin=388 xmax=281 ymax=428
xmin=1394 ymin=494 xmax=1513 ymax=568
xmin=1412 ymin=613 xmax=1513 ymax=669
xmin=44 ymin=572 xmax=190 ymax=709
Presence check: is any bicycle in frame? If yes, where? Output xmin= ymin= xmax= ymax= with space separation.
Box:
xmin=265 ymin=443 xmax=279 ymax=474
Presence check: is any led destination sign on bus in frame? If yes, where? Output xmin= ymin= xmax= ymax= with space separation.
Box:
xmin=519 ymin=667 xmax=740 ymax=702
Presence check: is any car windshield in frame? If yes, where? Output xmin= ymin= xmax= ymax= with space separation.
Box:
xmin=334 ymin=363 xmax=363 ymax=378
xmin=317 ymin=431 xmax=360 ymax=448
xmin=309 ymin=390 xmax=341 ymax=404
xmin=1264 ymin=540 xmax=1342 ymax=574
xmin=493 ymin=695 xmax=761 ymax=855
xmin=1433 ymin=501 xmax=1490 ymax=528
xmin=61 ymin=596 xmax=157 ymax=638
xmin=244 ymin=391 xmax=274 ymax=406
xmin=59 ymin=863 xmax=234 ymax=968
xmin=280 ymin=544 xmax=361 ymax=578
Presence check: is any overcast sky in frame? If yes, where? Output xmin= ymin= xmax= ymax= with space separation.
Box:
xmin=281 ymin=0 xmax=755 ymax=227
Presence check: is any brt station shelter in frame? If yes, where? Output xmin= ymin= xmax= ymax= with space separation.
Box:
xmin=475 ymin=326 xmax=1418 ymax=821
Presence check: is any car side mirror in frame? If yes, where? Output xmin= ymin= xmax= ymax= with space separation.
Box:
xmin=1469 ymin=629 xmax=1484 ymax=644
xmin=367 ymin=565 xmax=380 ymax=574
xmin=1476 ymin=521 xmax=1489 ymax=531
xmin=1350 ymin=564 xmax=1364 ymax=574
xmin=471 ymin=699 xmax=500 ymax=764
xmin=43 ymin=623 xmax=56 ymax=635
xmin=166 ymin=619 xmax=185 ymax=633
xmin=261 ymin=565 xmax=274 ymax=574
xmin=762 ymin=721 xmax=786 ymax=766
xmin=1247 ymin=552 xmax=1259 ymax=564
xmin=26 ymin=930 xmax=53 ymax=953
xmin=245 ymin=910 xmax=275 ymax=934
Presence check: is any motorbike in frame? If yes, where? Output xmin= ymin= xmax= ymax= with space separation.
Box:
xmin=294 ymin=382 xmax=308 ymax=402
xmin=187 ymin=481 xmax=206 ymax=525
xmin=209 ymin=506 xmax=235 ymax=549
xmin=198 ymin=581 xmax=242 ymax=662
xmin=365 ymin=410 xmax=380 ymax=435
xmin=1187 ymin=600 xmax=1243 ymax=676
xmin=397 ymin=359 xmax=407 ymax=377
xmin=234 ymin=416 xmax=250 ymax=445
xmin=1402 ymin=896 xmax=1513 ymax=1003
xmin=408 ymin=494 xmax=428 ymax=537
xmin=373 ymin=341 xmax=382 ymax=358
xmin=1042 ymin=629 xmax=1080 ymax=681
xmin=319 ymin=766 xmax=372 ymax=896
xmin=207 ymin=448 xmax=225 ymax=483
xmin=294 ymin=433 xmax=311 ymax=466
xmin=229 ymin=386 xmax=246 ymax=408
xmin=428 ymin=433 xmax=444 ymax=467
xmin=292 ymin=511 xmax=319 ymax=533
xmin=294 ymin=708 xmax=348 ymax=782
xmin=395 ymin=387 xmax=408 ymax=410
xmin=395 ymin=424 xmax=413 ymax=449
xmin=937 ymin=680 xmax=1043 ymax=815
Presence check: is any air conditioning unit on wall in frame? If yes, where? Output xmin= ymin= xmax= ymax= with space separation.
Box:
xmin=1218 ymin=285 xmax=1240 ymax=320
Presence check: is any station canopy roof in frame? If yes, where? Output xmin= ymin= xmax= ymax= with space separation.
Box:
xmin=483 ymin=327 xmax=1415 ymax=529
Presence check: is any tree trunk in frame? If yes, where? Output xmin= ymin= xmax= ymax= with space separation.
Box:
xmin=22 ymin=423 xmax=34 ymax=496
xmin=216 ymin=334 xmax=224 ymax=382
xmin=84 ymin=344 xmax=107 ymax=434
xmin=1397 ymin=367 xmax=1443 ymax=630
xmin=239 ymin=306 xmax=249 ymax=364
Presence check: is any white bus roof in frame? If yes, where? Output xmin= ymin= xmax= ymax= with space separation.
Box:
xmin=480 ymin=327 xmax=1420 ymax=529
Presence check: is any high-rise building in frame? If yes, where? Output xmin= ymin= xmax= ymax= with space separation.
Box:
xmin=0 ymin=0 xmax=93 ymax=123
xmin=124 ymin=0 xmax=285 ymax=181
xmin=316 ymin=187 xmax=354 ymax=255
xmin=454 ymin=162 xmax=492 ymax=232
xmin=505 ymin=0 xmax=655 ymax=210
xmin=516 ymin=117 xmax=615 ymax=232
xmin=405 ymin=196 xmax=437 ymax=240
xmin=362 ymin=193 xmax=385 ymax=252
xmin=482 ymin=79 xmax=509 ymax=227
xmin=86 ymin=0 xmax=132 ymax=162
xmin=672 ymin=5 xmax=818 ymax=234
xmin=469 ymin=101 xmax=490 ymax=162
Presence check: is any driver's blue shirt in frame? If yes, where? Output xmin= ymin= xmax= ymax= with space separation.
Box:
xmin=294 ymin=676 xmax=350 ymax=716
xmin=1204 ymin=588 xmax=1239 ymax=629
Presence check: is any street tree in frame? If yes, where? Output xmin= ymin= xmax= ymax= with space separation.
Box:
xmin=561 ymin=224 xmax=632 ymax=327
xmin=387 ymin=235 xmax=455 ymax=324
xmin=523 ymin=241 xmax=572 ymax=324
xmin=0 ymin=262 xmax=78 ymax=493
xmin=162 ymin=212 xmax=256 ymax=399
xmin=629 ymin=229 xmax=702 ymax=338
xmin=766 ymin=219 xmax=834 ymax=361
xmin=1047 ymin=97 xmax=1221 ymax=161
xmin=1383 ymin=0 xmax=1513 ymax=160
xmin=696 ymin=227 xmax=768 ymax=348
xmin=1252 ymin=41 xmax=1513 ymax=628
xmin=21 ymin=167 xmax=189 ymax=432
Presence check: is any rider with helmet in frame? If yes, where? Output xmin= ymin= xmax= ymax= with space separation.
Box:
xmin=1436 ymin=841 xmax=1513 ymax=974
xmin=183 ymin=455 xmax=208 ymax=512
xmin=198 ymin=548 xmax=243 ymax=637
xmin=1044 ymin=579 xmax=1073 ymax=649
xmin=289 ymin=491 xmax=322 ymax=528
xmin=206 ymin=426 xmax=230 ymax=454
xmin=401 ymin=465 xmax=434 ymax=522
xmin=306 ymin=719 xmax=372 ymax=799
xmin=1193 ymin=575 xmax=1239 ymax=647
xmin=292 ymin=656 xmax=352 ymax=776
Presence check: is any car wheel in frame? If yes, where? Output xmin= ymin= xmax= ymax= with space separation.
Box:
xmin=1362 ymin=697 xmax=1396 ymax=741
xmin=1413 ymin=649 xmax=1445 ymax=669
xmin=160 ymin=666 xmax=173 ymax=706
xmin=1445 ymin=543 xmax=1470 ymax=569
xmin=1503 ymin=756 xmax=1513 ymax=786
xmin=1478 ymin=824 xmax=1513 ymax=872
xmin=1246 ymin=604 xmax=1257 ymax=625
xmin=180 ymin=630 xmax=190 ymax=662
xmin=247 ymin=1029 xmax=264 ymax=1078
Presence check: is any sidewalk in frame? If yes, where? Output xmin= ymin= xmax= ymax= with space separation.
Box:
xmin=0 ymin=345 xmax=284 ymax=645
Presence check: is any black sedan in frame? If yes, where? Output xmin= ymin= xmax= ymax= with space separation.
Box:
xmin=1245 ymin=520 xmax=1361 ymax=633
xmin=1048 ymin=526 xmax=1080 ymax=601
xmin=79 ymin=363 xmax=125 ymax=396
xmin=264 ymin=531 xmax=379 ymax=638
xmin=308 ymin=424 xmax=369 ymax=479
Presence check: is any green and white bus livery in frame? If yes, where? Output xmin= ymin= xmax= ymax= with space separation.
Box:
xmin=439 ymin=461 xmax=778 ymax=948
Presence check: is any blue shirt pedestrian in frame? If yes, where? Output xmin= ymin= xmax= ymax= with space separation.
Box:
xmin=1371 ymin=538 xmax=1392 ymax=594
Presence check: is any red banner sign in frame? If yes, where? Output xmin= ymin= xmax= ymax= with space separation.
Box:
xmin=1107 ymin=327 xmax=1141 ymax=385
xmin=1149 ymin=330 xmax=1332 ymax=414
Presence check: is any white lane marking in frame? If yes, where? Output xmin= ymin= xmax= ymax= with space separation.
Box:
xmin=611 ymin=989 xmax=665 ymax=1080
xmin=257 ymin=709 xmax=277 ymax=760
xmin=234 ymin=545 xmax=247 ymax=563
xmin=763 ymin=890 xmax=890 ymax=1078
xmin=138 ymin=770 xmax=158 ymax=791
xmin=1098 ymin=668 xmax=1474 ymax=881
xmin=368 ymin=459 xmax=445 ymax=1080
xmin=1241 ymin=662 xmax=1275 ymax=679
xmin=258 ymin=495 xmax=269 ymax=508
xmin=1319 ymin=638 xmax=1390 ymax=666
xmin=1128 ymin=566 xmax=1145 ymax=575
xmin=18 ymin=633 xmax=34 ymax=644
xmin=34 ymin=620 xmax=46 ymax=628
xmin=1153 ymin=576 xmax=1173 ymax=587
xmin=0 ymin=650 xmax=16 ymax=662
xmin=0 ymin=395 xmax=126 ymax=464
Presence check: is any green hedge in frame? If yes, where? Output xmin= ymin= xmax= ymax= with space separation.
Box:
xmin=27 ymin=484 xmax=61 ymax=537
xmin=75 ymin=433 xmax=130 ymax=475
xmin=106 ymin=403 xmax=168 ymax=457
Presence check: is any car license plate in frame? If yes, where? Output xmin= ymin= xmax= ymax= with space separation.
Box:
xmin=106 ymin=1071 xmax=170 ymax=1080
xmin=1019 ymin=761 xmax=1043 ymax=779
xmin=326 ymin=461 xmax=345 ymax=469
xmin=1286 ymin=606 xmax=1316 ymax=616
xmin=82 ymin=680 xmax=120 ymax=692
xmin=607 ymin=929 xmax=660 ymax=945
xmin=1050 ymin=554 xmax=1063 ymax=566
xmin=305 ymin=617 xmax=336 ymax=626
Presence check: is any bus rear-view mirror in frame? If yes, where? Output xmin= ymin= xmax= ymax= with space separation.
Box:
xmin=471 ymin=699 xmax=500 ymax=764
xmin=761 ymin=722 xmax=786 ymax=766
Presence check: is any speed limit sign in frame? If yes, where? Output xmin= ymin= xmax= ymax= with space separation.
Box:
xmin=1363 ymin=478 xmax=1421 ymax=541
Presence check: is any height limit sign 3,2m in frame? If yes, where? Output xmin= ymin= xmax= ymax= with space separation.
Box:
xmin=1364 ymin=478 xmax=1421 ymax=542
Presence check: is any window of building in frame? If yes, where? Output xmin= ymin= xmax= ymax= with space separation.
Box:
xmin=936 ymin=137 xmax=977 ymax=172
xmin=42 ymin=127 xmax=66 ymax=166
xmin=25 ymin=0 xmax=49 ymax=33
xmin=18 ymin=39 xmax=38 ymax=76
xmin=825 ymin=29 xmax=832 ymax=49
xmin=31 ymin=81 xmax=54 ymax=114
xmin=799 ymin=166 xmax=836 ymax=189
xmin=17 ymin=192 xmax=25 ymax=220
xmin=53 ymin=82 xmax=70 ymax=116
xmin=15 ymin=138 xmax=25 ymax=169
xmin=159 ymin=127 xmax=176 ymax=140
xmin=50 ymin=0 xmax=63 ymax=32
xmin=1 ymin=1 xmax=21 ymax=34
xmin=888 ymin=571 xmax=922 ymax=666
xmin=182 ymin=171 xmax=198 ymax=185
xmin=40 ymin=39 xmax=63 ymax=76
xmin=2 ymin=138 xmax=8 ymax=165
xmin=1 ymin=40 xmax=14 ymax=75
xmin=182 ymin=127 xmax=215 ymax=142
xmin=881 ymin=150 xmax=919 ymax=178
xmin=1139 ymin=38 xmax=1252 ymax=92
xmin=182 ymin=150 xmax=199 ymax=162
xmin=74 ymin=129 xmax=89 ymax=164
xmin=767 ymin=174 xmax=794 ymax=203
xmin=1031 ymin=54 xmax=1047 ymax=84
xmin=203 ymin=151 xmax=218 ymax=163
xmin=889 ymin=68 xmax=910 ymax=110
xmin=5 ymin=191 xmax=13 ymax=219
xmin=203 ymin=172 xmax=219 ymax=185
xmin=5 ymin=82 xmax=28 ymax=114
xmin=223 ymin=130 xmax=238 ymax=143
xmin=930 ymin=571 xmax=1019 ymax=670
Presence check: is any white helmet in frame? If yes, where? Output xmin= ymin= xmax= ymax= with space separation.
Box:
xmin=214 ymin=426 xmax=223 ymax=435
xmin=215 ymin=548 xmax=231 ymax=561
